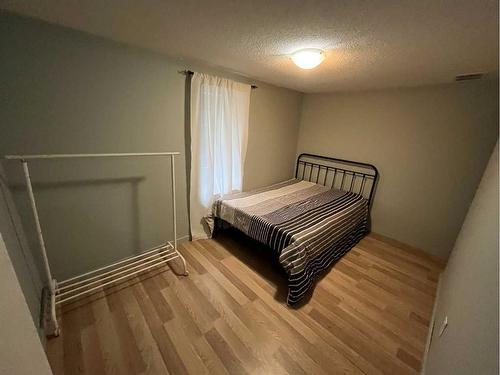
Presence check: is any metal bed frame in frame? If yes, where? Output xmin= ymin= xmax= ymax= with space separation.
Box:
xmin=4 ymin=152 xmax=189 ymax=337
xmin=215 ymin=153 xmax=379 ymax=234
xmin=295 ymin=153 xmax=379 ymax=211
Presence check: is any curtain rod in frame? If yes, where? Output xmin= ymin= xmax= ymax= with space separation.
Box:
xmin=179 ymin=70 xmax=258 ymax=89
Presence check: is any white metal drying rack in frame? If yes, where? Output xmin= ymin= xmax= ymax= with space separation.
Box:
xmin=4 ymin=152 xmax=188 ymax=337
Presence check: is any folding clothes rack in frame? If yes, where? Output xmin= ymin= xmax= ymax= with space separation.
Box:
xmin=4 ymin=152 xmax=188 ymax=337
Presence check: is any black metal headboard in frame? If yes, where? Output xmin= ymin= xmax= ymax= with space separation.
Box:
xmin=295 ymin=153 xmax=379 ymax=211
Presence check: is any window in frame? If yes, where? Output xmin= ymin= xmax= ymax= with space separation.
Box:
xmin=189 ymin=73 xmax=251 ymax=239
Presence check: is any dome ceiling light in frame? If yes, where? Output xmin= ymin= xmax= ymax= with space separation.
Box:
xmin=291 ymin=48 xmax=325 ymax=69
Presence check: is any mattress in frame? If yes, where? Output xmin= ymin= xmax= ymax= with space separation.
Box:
xmin=212 ymin=179 xmax=369 ymax=304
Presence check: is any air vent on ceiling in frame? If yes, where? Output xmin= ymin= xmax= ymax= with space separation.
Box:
xmin=455 ymin=73 xmax=485 ymax=81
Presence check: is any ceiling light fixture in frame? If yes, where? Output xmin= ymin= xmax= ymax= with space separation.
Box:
xmin=291 ymin=48 xmax=325 ymax=69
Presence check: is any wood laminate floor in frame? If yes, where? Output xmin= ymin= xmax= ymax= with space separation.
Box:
xmin=47 ymin=230 xmax=445 ymax=375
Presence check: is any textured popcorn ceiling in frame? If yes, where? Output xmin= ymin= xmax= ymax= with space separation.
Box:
xmin=2 ymin=0 xmax=498 ymax=93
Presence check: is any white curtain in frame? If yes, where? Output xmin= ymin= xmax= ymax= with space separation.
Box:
xmin=190 ymin=73 xmax=251 ymax=239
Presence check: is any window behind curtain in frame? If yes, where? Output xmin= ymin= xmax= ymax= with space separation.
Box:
xmin=190 ymin=73 xmax=251 ymax=239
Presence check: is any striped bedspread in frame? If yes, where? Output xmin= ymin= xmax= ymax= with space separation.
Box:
xmin=212 ymin=179 xmax=369 ymax=304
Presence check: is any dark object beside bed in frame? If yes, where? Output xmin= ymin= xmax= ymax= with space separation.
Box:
xmin=211 ymin=153 xmax=378 ymax=304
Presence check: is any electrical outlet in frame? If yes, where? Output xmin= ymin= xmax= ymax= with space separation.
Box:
xmin=438 ymin=316 xmax=448 ymax=337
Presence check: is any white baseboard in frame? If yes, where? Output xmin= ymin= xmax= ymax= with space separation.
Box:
xmin=420 ymin=273 xmax=443 ymax=374
xmin=176 ymin=235 xmax=190 ymax=243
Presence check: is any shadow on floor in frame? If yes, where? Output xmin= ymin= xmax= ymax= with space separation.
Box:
xmin=211 ymin=228 xmax=318 ymax=309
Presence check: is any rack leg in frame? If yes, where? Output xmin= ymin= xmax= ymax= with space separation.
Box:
xmin=176 ymin=249 xmax=189 ymax=276
xmin=170 ymin=156 xmax=188 ymax=276
xmin=22 ymin=161 xmax=60 ymax=336
xmin=46 ymin=279 xmax=60 ymax=336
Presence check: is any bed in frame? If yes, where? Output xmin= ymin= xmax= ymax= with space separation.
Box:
xmin=211 ymin=153 xmax=378 ymax=304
